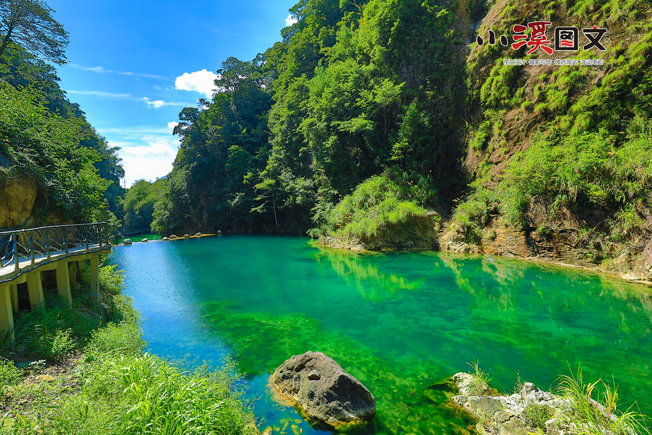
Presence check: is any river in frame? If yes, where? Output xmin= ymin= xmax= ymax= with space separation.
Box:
xmin=109 ymin=235 xmax=652 ymax=434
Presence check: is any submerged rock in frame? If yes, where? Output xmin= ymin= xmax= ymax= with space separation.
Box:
xmin=270 ymin=351 xmax=376 ymax=431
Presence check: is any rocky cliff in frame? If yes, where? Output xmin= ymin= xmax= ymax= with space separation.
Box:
xmin=0 ymin=172 xmax=38 ymax=229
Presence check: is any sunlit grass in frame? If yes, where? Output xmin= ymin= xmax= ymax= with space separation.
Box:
xmin=555 ymin=365 xmax=651 ymax=435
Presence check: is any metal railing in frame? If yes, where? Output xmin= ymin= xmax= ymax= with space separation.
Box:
xmin=0 ymin=222 xmax=110 ymax=270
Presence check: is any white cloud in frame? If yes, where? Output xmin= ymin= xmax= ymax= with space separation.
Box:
xmin=98 ymin=126 xmax=174 ymax=136
xmin=70 ymin=64 xmax=165 ymax=79
xmin=285 ymin=14 xmax=297 ymax=26
xmin=175 ymin=69 xmax=219 ymax=97
xmin=143 ymin=97 xmax=193 ymax=109
xmin=167 ymin=122 xmax=179 ymax=132
xmin=145 ymin=98 xmax=165 ymax=109
xmin=67 ymin=90 xmax=132 ymax=99
xmin=111 ymin=132 xmax=180 ymax=186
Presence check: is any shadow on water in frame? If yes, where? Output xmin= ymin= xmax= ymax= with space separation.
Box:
xmin=110 ymin=236 xmax=652 ymax=434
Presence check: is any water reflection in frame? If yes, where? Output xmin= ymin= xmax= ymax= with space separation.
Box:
xmin=111 ymin=236 xmax=652 ymax=434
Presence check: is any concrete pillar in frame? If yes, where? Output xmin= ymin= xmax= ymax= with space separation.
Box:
xmin=56 ymin=260 xmax=72 ymax=306
xmin=0 ymin=285 xmax=14 ymax=341
xmin=90 ymin=254 xmax=100 ymax=304
xmin=27 ymin=270 xmax=45 ymax=310
xmin=9 ymin=283 xmax=18 ymax=312
xmin=69 ymin=261 xmax=78 ymax=288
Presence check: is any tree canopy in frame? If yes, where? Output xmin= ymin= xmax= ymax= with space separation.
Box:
xmin=0 ymin=0 xmax=68 ymax=65
xmin=0 ymin=1 xmax=123 ymax=228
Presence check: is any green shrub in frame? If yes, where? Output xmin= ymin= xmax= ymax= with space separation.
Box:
xmin=11 ymin=306 xmax=98 ymax=360
xmin=85 ymin=322 xmax=145 ymax=358
xmin=497 ymin=129 xmax=652 ymax=230
xmin=47 ymin=328 xmax=77 ymax=360
xmin=523 ymin=402 xmax=554 ymax=428
xmin=312 ymin=168 xmax=437 ymax=242
xmin=104 ymin=294 xmax=140 ymax=324
xmin=99 ymin=264 xmax=125 ymax=296
xmin=0 ymin=357 xmax=22 ymax=392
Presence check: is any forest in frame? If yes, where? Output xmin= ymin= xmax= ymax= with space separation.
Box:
xmin=145 ymin=0 xmax=652 ymax=264
xmin=2 ymin=0 xmax=652 ymax=264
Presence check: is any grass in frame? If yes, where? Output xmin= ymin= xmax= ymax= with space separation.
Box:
xmin=0 ymin=262 xmax=256 ymax=435
xmin=522 ymin=402 xmax=554 ymax=429
xmin=555 ymin=365 xmax=651 ymax=435
xmin=466 ymin=360 xmax=492 ymax=396
xmin=463 ymin=363 xmax=650 ymax=435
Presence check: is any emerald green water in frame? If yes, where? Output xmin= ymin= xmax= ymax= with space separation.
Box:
xmin=110 ymin=236 xmax=652 ymax=434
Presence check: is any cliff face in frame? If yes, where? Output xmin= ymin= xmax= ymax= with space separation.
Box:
xmin=439 ymin=0 xmax=652 ymax=282
xmin=0 ymin=173 xmax=38 ymax=229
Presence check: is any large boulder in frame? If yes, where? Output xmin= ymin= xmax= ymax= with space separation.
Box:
xmin=270 ymin=351 xmax=376 ymax=431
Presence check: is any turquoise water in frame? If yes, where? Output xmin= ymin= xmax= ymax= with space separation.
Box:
xmin=110 ymin=236 xmax=652 ymax=434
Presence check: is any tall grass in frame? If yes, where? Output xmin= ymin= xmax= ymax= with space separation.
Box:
xmin=555 ymin=365 xmax=651 ymax=435
xmin=0 ymin=263 xmax=256 ymax=435
xmin=466 ymin=360 xmax=492 ymax=396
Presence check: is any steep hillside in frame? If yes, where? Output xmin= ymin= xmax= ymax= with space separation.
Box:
xmin=1 ymin=44 xmax=124 ymax=229
xmin=443 ymin=0 xmax=652 ymax=281
xmin=154 ymin=0 xmax=652 ymax=280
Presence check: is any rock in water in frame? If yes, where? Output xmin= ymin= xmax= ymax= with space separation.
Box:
xmin=271 ymin=351 xmax=376 ymax=431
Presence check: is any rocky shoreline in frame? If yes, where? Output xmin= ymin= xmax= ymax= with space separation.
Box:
xmin=318 ymin=219 xmax=652 ymax=287
xmin=450 ymin=371 xmax=647 ymax=435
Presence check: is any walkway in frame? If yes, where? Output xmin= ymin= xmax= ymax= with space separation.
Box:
xmin=0 ymin=223 xmax=112 ymax=339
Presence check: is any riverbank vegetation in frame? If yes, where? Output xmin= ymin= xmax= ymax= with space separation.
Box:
xmin=141 ymin=0 xmax=652 ymax=265
xmin=458 ymin=363 xmax=651 ymax=435
xmin=0 ymin=262 xmax=255 ymax=434
xmin=4 ymin=0 xmax=652 ymax=263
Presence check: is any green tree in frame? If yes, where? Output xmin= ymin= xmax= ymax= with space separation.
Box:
xmin=0 ymin=83 xmax=111 ymax=224
xmin=0 ymin=0 xmax=68 ymax=65
xmin=122 ymin=179 xmax=166 ymax=232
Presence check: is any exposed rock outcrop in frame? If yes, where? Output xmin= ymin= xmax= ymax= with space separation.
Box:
xmin=270 ymin=351 xmax=376 ymax=431
xmin=0 ymin=173 xmax=38 ymax=229
xmin=451 ymin=373 xmax=633 ymax=435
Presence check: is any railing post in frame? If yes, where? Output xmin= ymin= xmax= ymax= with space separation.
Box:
xmin=46 ymin=229 xmax=51 ymax=259
xmin=13 ymin=234 xmax=18 ymax=271
xmin=64 ymin=227 xmax=69 ymax=255
xmin=30 ymin=230 xmax=35 ymax=266
xmin=86 ymin=226 xmax=89 ymax=252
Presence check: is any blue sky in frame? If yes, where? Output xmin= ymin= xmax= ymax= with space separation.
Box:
xmin=48 ymin=0 xmax=298 ymax=187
